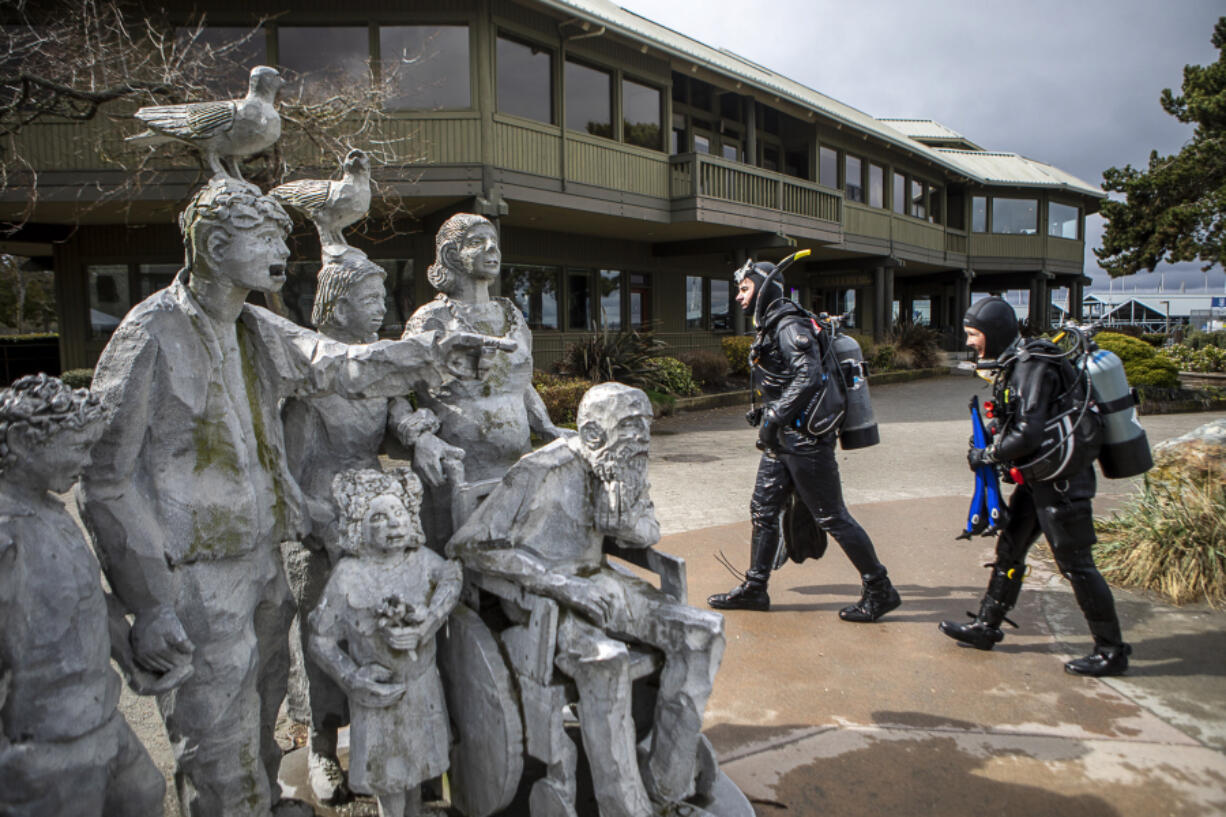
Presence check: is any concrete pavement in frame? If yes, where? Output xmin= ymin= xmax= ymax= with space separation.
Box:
xmin=649 ymin=376 xmax=1226 ymax=816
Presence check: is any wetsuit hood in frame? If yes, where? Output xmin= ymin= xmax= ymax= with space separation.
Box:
xmin=963 ymin=296 xmax=1020 ymax=360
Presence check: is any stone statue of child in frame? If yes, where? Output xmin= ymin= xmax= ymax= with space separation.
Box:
xmin=403 ymin=213 xmax=570 ymax=546
xmin=281 ymin=248 xmax=464 ymax=803
xmin=0 ymin=374 xmax=186 ymax=817
xmin=79 ymin=176 xmax=511 ymax=817
xmin=448 ymin=383 xmax=726 ymax=817
xmin=309 ymin=467 xmax=461 ymax=817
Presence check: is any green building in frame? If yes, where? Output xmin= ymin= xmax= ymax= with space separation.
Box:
xmin=0 ymin=0 xmax=1105 ymax=371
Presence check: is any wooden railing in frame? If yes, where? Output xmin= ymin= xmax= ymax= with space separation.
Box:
xmin=945 ymin=230 xmax=968 ymax=255
xmin=669 ymin=153 xmax=841 ymax=224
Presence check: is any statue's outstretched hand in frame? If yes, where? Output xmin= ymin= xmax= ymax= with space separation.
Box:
xmin=347 ymin=663 xmax=406 ymax=708
xmin=413 ymin=431 xmax=465 ymax=487
xmin=130 ymin=606 xmax=195 ymax=674
xmin=439 ymin=332 xmax=518 ymax=380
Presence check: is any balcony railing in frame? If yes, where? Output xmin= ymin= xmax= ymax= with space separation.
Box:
xmin=669 ymin=153 xmax=841 ymax=224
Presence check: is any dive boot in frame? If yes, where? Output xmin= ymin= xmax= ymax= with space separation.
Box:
xmin=1065 ymin=619 xmax=1131 ymax=676
xmin=838 ymin=569 xmax=901 ymax=622
xmin=939 ymin=562 xmax=1023 ymax=650
xmin=708 ymin=580 xmax=770 ymax=611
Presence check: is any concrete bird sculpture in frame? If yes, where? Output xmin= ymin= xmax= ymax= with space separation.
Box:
xmin=127 ymin=65 xmax=284 ymax=181
xmin=270 ymin=149 xmax=372 ymax=252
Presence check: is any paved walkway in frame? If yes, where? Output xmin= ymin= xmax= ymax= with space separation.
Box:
xmin=649 ymin=376 xmax=1226 ymax=816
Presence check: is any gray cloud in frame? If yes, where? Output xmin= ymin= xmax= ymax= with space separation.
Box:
xmin=623 ymin=0 xmax=1225 ymax=294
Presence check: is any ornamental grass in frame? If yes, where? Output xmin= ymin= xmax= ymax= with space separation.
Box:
xmin=1094 ymin=471 xmax=1226 ymax=607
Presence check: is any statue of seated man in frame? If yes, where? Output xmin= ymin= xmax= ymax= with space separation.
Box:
xmin=80 ymin=176 xmax=511 ymax=817
xmin=447 ymin=382 xmax=726 ymax=817
xmin=0 ymin=374 xmax=184 ymax=817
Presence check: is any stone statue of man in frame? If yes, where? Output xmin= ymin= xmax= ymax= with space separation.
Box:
xmin=79 ymin=176 xmax=511 ymax=817
xmin=0 ymin=374 xmax=176 ymax=817
xmin=404 ymin=213 xmax=570 ymax=546
xmin=280 ymin=248 xmax=463 ymax=803
xmin=448 ymin=383 xmax=726 ymax=817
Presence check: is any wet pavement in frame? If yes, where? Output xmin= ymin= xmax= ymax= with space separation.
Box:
xmin=650 ymin=375 xmax=1226 ymax=817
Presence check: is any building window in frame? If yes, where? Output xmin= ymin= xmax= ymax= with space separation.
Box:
xmin=504 ymin=265 xmax=559 ymax=329
xmin=622 ymin=78 xmax=661 ymax=150
xmin=694 ymin=131 xmax=711 ymax=154
xmin=868 ymin=163 xmax=885 ymax=208
xmin=497 ymin=35 xmax=553 ymax=123
xmin=599 ymin=269 xmax=622 ymax=330
xmin=177 ymin=27 xmax=268 ymax=93
xmin=947 ymin=188 xmax=966 ymax=230
xmin=278 ymin=26 xmax=370 ymax=100
xmin=972 ymin=196 xmax=988 ymax=232
xmin=892 ymin=172 xmax=906 ymax=214
xmin=380 ymin=25 xmax=471 ymax=110
xmin=991 ymin=198 xmax=1039 ymax=234
xmin=629 ymin=273 xmax=652 ymax=330
xmin=761 ymin=145 xmax=778 ymax=171
xmin=567 ymin=270 xmax=593 ymax=330
xmin=88 ymin=264 xmax=130 ymax=339
xmin=928 ymin=185 xmax=942 ymax=225
xmin=721 ymin=141 xmax=740 ymax=161
xmin=910 ymin=179 xmax=926 ymax=220
xmin=710 ymin=279 xmax=732 ymax=330
xmin=844 ymin=154 xmax=863 ymax=203
xmin=1049 ymin=201 xmax=1080 ymax=239
xmin=784 ymin=149 xmax=808 ymax=180
xmin=685 ymin=276 xmax=703 ymax=329
xmin=670 ymin=113 xmax=686 ymax=154
xmin=136 ymin=263 xmax=177 ymax=301
xmin=819 ymin=147 xmax=838 ymax=189
xmin=565 ymin=58 xmax=611 ymax=137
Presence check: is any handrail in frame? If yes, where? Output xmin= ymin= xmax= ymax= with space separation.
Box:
xmin=669 ymin=152 xmax=841 ymax=223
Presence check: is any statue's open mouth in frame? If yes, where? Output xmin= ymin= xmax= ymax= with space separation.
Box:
xmin=268 ymin=264 xmax=286 ymax=282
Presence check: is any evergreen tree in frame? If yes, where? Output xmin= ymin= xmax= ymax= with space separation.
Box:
xmin=1096 ymin=17 xmax=1226 ymax=278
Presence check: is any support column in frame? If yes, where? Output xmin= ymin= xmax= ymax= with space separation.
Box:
xmin=1029 ymin=273 xmax=1049 ymax=329
xmin=873 ymin=265 xmax=895 ymax=342
xmin=1070 ymin=279 xmax=1084 ymax=321
xmin=900 ymin=291 xmax=914 ymax=327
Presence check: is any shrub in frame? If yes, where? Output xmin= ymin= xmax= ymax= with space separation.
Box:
xmin=1095 ymin=331 xmax=1179 ymax=389
xmin=1105 ymin=324 xmax=1145 ymax=338
xmin=59 ymin=368 xmax=94 ymax=389
xmin=1185 ymin=329 xmax=1226 ymax=350
xmin=868 ymin=343 xmax=897 ymax=372
xmin=676 ymin=349 xmax=730 ymax=389
xmin=556 ymin=330 xmax=664 ymax=386
xmin=890 ymin=323 xmax=942 ymax=370
xmin=532 ymin=371 xmax=590 ymax=427
xmin=721 ymin=335 xmax=753 ymax=376
xmin=644 ymin=356 xmax=701 ymax=397
xmin=1159 ymin=344 xmax=1226 ymax=373
xmin=1095 ymin=472 xmax=1226 ymax=607
xmin=1141 ymin=333 xmax=1168 ymax=348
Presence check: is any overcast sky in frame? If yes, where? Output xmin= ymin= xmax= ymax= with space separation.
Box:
xmin=619 ymin=0 xmax=1224 ymax=295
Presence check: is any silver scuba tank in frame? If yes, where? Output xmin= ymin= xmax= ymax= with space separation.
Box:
xmin=831 ymin=333 xmax=880 ymax=450
xmin=1085 ymin=345 xmax=1153 ymax=478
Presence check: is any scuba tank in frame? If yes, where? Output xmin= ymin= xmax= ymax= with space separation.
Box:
xmin=1085 ymin=344 xmax=1153 ymax=478
xmin=830 ymin=332 xmax=879 ymax=450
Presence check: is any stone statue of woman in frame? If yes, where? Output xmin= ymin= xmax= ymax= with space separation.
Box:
xmin=403 ymin=213 xmax=571 ymax=545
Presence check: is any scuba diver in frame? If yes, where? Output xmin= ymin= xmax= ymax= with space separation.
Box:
xmin=940 ymin=296 xmax=1131 ymax=677
xmin=707 ymin=259 xmax=900 ymax=622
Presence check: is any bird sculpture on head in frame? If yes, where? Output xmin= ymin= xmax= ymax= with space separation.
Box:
xmin=270 ymin=148 xmax=373 ymax=254
xmin=127 ymin=65 xmax=283 ymax=181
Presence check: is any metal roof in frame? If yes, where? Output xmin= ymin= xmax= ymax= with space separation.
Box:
xmin=933 ymin=150 xmax=1105 ymax=199
xmin=875 ymin=118 xmax=982 ymax=149
xmin=536 ymin=0 xmax=1104 ymax=199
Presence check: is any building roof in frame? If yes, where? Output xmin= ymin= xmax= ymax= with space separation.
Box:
xmin=537 ymin=0 xmax=1102 ymax=199
xmin=1081 ymin=292 xmax=1224 ymax=318
xmin=934 ymin=150 xmax=1105 ymax=199
xmin=875 ymin=118 xmax=983 ymax=150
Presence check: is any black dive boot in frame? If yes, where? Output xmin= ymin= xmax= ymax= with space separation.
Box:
xmin=839 ymin=567 xmax=901 ymax=622
xmin=939 ymin=564 xmax=1023 ymax=650
xmin=1065 ymin=619 xmax=1131 ymax=677
xmin=708 ymin=528 xmax=774 ymax=611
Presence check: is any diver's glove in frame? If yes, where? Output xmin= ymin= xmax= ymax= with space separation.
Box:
xmin=757 ymin=407 xmax=781 ymax=451
xmin=745 ymin=407 xmax=763 ymax=427
xmin=967 ymin=446 xmax=995 ymax=472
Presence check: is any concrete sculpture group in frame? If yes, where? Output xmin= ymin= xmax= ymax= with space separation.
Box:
xmin=0 ymin=66 xmax=750 ymax=817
